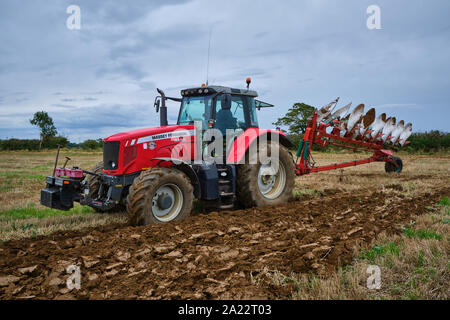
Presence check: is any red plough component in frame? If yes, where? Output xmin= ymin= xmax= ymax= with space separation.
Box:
xmin=295 ymin=101 xmax=410 ymax=176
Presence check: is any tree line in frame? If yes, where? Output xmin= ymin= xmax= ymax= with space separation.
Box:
xmin=1 ymin=109 xmax=448 ymax=153
xmin=0 ymin=111 xmax=103 ymax=151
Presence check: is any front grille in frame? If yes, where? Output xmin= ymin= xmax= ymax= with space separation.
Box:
xmin=103 ymin=141 xmax=120 ymax=170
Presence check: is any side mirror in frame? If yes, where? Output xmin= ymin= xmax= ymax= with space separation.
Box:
xmin=154 ymin=96 xmax=161 ymax=113
xmin=221 ymin=93 xmax=232 ymax=110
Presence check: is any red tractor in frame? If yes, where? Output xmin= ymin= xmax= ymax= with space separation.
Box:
xmin=41 ymin=81 xmax=412 ymax=225
xmin=41 ymin=81 xmax=296 ymax=225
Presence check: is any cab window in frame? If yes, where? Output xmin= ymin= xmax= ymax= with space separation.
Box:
xmin=215 ymin=95 xmax=247 ymax=134
xmin=178 ymin=95 xmax=213 ymax=129
xmin=246 ymin=97 xmax=259 ymax=127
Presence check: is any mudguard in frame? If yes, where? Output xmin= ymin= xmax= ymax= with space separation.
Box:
xmin=226 ymin=128 xmax=293 ymax=164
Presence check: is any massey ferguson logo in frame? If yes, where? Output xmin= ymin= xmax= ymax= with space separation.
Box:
xmin=151 ymin=133 xmax=171 ymax=140
xmin=136 ymin=130 xmax=195 ymax=145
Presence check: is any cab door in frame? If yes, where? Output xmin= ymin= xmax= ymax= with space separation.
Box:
xmin=214 ymin=94 xmax=258 ymax=135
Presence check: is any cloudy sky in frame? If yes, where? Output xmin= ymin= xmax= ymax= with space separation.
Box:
xmin=0 ymin=0 xmax=449 ymax=142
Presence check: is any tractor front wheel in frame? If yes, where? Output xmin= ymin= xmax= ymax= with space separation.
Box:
xmin=385 ymin=156 xmax=403 ymax=174
xmin=237 ymin=143 xmax=295 ymax=208
xmin=127 ymin=167 xmax=194 ymax=226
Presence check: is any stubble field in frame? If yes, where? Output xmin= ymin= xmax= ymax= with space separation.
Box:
xmin=0 ymin=150 xmax=448 ymax=299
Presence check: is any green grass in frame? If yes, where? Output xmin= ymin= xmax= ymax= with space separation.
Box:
xmin=0 ymin=204 xmax=95 ymax=219
xmin=361 ymin=241 xmax=401 ymax=263
xmin=292 ymin=189 xmax=319 ymax=199
xmin=0 ymin=172 xmax=46 ymax=180
xmin=402 ymin=227 xmax=442 ymax=240
xmin=31 ymin=164 xmax=52 ymax=171
xmin=438 ymin=196 xmax=449 ymax=206
xmin=0 ymin=178 xmax=13 ymax=192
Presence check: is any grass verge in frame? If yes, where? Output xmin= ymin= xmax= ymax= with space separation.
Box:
xmin=0 ymin=204 xmax=127 ymax=242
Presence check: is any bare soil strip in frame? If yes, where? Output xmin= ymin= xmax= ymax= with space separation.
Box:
xmin=1 ymin=185 xmax=447 ymax=299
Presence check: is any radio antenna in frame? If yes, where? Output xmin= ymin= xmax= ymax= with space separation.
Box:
xmin=206 ymin=27 xmax=212 ymax=86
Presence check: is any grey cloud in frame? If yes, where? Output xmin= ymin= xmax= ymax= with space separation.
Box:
xmin=96 ymin=63 xmax=148 ymax=81
xmin=50 ymin=104 xmax=76 ymax=108
xmin=1 ymin=0 xmax=450 ymax=141
xmin=52 ymin=104 xmax=159 ymax=130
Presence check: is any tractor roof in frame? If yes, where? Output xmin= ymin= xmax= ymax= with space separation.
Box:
xmin=181 ymin=85 xmax=258 ymax=98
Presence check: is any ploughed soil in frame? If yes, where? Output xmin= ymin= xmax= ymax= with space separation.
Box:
xmin=0 ymin=186 xmax=448 ymax=300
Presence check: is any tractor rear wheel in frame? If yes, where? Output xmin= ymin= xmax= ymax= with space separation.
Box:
xmin=385 ymin=156 xmax=403 ymax=174
xmin=236 ymin=143 xmax=295 ymax=208
xmin=87 ymin=161 xmax=124 ymax=213
xmin=127 ymin=167 xmax=194 ymax=226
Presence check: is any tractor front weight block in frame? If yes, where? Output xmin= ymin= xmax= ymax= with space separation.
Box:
xmin=40 ymin=171 xmax=140 ymax=212
xmin=41 ymin=176 xmax=83 ymax=211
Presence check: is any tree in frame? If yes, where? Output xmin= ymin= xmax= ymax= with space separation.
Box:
xmin=273 ymin=103 xmax=315 ymax=148
xmin=81 ymin=139 xmax=102 ymax=150
xmin=30 ymin=111 xmax=57 ymax=149
xmin=273 ymin=102 xmax=315 ymax=134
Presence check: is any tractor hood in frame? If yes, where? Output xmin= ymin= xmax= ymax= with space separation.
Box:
xmin=103 ymin=125 xmax=195 ymax=143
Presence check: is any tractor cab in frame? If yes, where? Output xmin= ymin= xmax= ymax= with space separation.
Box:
xmin=177 ymin=85 xmax=272 ymax=135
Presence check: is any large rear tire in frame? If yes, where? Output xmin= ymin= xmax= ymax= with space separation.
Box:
xmin=236 ymin=143 xmax=295 ymax=208
xmin=127 ymin=167 xmax=194 ymax=226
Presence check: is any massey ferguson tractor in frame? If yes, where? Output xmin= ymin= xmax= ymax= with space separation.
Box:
xmin=41 ymin=79 xmax=412 ymax=225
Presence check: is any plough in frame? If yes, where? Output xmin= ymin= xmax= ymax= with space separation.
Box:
xmin=295 ymin=98 xmax=412 ymax=175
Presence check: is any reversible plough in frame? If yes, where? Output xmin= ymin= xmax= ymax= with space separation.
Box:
xmin=295 ymin=98 xmax=412 ymax=175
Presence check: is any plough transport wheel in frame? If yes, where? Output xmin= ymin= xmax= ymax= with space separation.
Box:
xmin=385 ymin=156 xmax=403 ymax=174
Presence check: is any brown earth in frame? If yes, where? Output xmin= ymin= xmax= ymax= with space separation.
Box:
xmin=1 ymin=185 xmax=448 ymax=300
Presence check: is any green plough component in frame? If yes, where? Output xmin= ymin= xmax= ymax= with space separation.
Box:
xmin=296 ymin=139 xmax=304 ymax=158
xmin=296 ymin=139 xmax=310 ymax=161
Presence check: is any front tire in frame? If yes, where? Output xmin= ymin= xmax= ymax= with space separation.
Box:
xmin=127 ymin=167 xmax=194 ymax=226
xmin=236 ymin=143 xmax=295 ymax=208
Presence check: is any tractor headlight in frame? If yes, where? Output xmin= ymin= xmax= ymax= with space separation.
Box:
xmin=198 ymin=89 xmax=203 ymax=94
xmin=111 ymin=162 xmax=116 ymax=169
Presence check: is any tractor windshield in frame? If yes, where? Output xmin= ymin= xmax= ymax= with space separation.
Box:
xmin=178 ymin=95 xmax=213 ymax=128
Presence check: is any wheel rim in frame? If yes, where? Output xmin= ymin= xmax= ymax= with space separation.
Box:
xmin=257 ymin=160 xmax=286 ymax=199
xmin=151 ymin=183 xmax=183 ymax=222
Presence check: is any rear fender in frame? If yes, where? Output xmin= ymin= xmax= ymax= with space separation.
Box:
xmin=226 ymin=128 xmax=293 ymax=164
